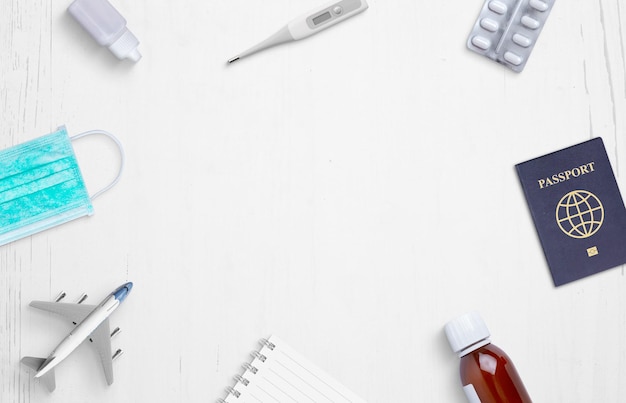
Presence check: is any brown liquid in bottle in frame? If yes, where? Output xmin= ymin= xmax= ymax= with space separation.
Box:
xmin=459 ymin=343 xmax=532 ymax=403
xmin=445 ymin=312 xmax=532 ymax=403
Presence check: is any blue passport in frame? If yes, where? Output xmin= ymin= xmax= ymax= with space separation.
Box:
xmin=516 ymin=138 xmax=626 ymax=286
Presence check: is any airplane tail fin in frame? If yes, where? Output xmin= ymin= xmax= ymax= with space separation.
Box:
xmin=21 ymin=357 xmax=56 ymax=392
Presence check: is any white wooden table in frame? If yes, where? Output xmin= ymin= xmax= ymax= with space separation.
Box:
xmin=2 ymin=0 xmax=626 ymax=401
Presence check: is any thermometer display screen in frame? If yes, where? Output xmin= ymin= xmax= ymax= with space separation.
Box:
xmin=312 ymin=11 xmax=332 ymax=25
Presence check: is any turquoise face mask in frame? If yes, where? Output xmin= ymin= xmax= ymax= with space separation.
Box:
xmin=0 ymin=126 xmax=124 ymax=246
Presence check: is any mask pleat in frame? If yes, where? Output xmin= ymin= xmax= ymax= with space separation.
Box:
xmin=0 ymin=127 xmax=94 ymax=244
xmin=0 ymin=157 xmax=74 ymax=193
xmin=0 ymin=164 xmax=80 ymax=204
xmin=0 ymin=134 xmax=72 ymax=179
xmin=0 ymin=178 xmax=90 ymax=227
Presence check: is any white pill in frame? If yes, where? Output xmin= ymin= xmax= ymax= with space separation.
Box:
xmin=512 ymin=33 xmax=532 ymax=47
xmin=521 ymin=15 xmax=540 ymax=29
xmin=480 ymin=18 xmax=499 ymax=32
xmin=471 ymin=35 xmax=492 ymax=50
xmin=488 ymin=1 xmax=508 ymax=14
xmin=504 ymin=51 xmax=523 ymax=65
xmin=529 ymin=0 xmax=549 ymax=11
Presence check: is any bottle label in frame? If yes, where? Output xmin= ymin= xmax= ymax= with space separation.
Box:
xmin=463 ymin=384 xmax=482 ymax=403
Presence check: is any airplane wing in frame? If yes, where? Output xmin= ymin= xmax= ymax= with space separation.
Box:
xmin=89 ymin=318 xmax=114 ymax=385
xmin=29 ymin=301 xmax=95 ymax=325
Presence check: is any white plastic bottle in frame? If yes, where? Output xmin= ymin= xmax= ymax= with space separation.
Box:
xmin=68 ymin=0 xmax=141 ymax=62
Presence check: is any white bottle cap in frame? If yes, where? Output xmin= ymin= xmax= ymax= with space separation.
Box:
xmin=444 ymin=311 xmax=491 ymax=357
xmin=108 ymin=28 xmax=141 ymax=62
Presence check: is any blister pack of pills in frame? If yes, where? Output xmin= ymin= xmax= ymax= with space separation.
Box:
xmin=467 ymin=0 xmax=555 ymax=72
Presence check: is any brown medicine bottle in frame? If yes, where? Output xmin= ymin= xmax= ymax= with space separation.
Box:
xmin=444 ymin=312 xmax=532 ymax=403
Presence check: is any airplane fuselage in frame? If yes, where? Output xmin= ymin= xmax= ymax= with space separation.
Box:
xmin=34 ymin=285 xmax=128 ymax=379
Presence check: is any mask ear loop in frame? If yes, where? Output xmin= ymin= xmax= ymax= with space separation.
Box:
xmin=70 ymin=130 xmax=125 ymax=201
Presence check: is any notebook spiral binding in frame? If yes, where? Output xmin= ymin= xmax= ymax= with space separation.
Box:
xmin=219 ymin=338 xmax=276 ymax=401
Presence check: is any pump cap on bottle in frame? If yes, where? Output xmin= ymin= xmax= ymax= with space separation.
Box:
xmin=445 ymin=311 xmax=491 ymax=357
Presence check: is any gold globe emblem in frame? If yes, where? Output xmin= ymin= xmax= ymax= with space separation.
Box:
xmin=555 ymin=190 xmax=604 ymax=239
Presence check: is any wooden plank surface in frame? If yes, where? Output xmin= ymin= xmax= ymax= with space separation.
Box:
xmin=2 ymin=0 xmax=626 ymax=401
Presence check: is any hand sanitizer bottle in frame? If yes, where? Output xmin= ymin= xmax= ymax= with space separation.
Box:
xmin=68 ymin=0 xmax=141 ymax=62
xmin=444 ymin=312 xmax=532 ymax=403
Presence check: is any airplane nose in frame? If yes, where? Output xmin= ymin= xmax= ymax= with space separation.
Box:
xmin=113 ymin=282 xmax=133 ymax=302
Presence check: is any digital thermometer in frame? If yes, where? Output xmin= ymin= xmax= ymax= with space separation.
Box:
xmin=227 ymin=0 xmax=368 ymax=64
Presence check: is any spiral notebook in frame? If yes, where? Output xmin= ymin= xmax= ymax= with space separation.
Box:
xmin=220 ymin=335 xmax=367 ymax=403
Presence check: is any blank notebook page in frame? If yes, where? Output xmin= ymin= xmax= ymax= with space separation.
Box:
xmin=222 ymin=335 xmax=367 ymax=403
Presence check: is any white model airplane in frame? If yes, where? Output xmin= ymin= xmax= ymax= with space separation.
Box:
xmin=21 ymin=282 xmax=133 ymax=392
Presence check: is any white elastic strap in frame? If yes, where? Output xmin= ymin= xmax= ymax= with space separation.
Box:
xmin=70 ymin=130 xmax=125 ymax=201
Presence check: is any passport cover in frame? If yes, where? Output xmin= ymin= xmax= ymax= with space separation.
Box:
xmin=516 ymin=138 xmax=626 ymax=286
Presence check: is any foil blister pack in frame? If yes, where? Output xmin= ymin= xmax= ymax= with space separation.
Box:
xmin=467 ymin=0 xmax=555 ymax=72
